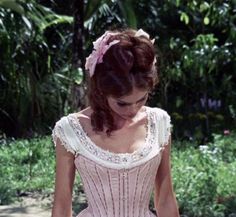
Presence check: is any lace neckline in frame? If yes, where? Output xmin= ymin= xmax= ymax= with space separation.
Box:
xmin=68 ymin=107 xmax=152 ymax=158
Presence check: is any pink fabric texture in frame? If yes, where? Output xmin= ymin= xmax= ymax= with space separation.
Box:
xmin=75 ymin=155 xmax=159 ymax=217
xmin=52 ymin=107 xmax=171 ymax=217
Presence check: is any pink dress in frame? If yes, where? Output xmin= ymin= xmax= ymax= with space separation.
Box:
xmin=52 ymin=107 xmax=171 ymax=217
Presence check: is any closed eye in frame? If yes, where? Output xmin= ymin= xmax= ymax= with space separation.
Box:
xmin=117 ymin=102 xmax=128 ymax=107
xmin=116 ymin=96 xmax=147 ymax=107
xmin=137 ymin=97 xmax=147 ymax=104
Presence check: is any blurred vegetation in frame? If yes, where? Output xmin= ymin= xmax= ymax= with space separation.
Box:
xmin=0 ymin=136 xmax=55 ymax=204
xmin=0 ymin=133 xmax=235 ymax=216
xmin=172 ymin=132 xmax=236 ymax=216
xmin=0 ymin=0 xmax=235 ymax=140
xmin=0 ymin=0 xmax=74 ymax=138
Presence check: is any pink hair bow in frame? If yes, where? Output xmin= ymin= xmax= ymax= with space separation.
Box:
xmin=85 ymin=31 xmax=120 ymax=77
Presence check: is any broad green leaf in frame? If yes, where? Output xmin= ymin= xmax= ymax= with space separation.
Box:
xmin=117 ymin=0 xmax=137 ymax=28
xmin=22 ymin=16 xmax=32 ymax=30
xmin=180 ymin=12 xmax=189 ymax=25
xmin=200 ymin=2 xmax=210 ymax=12
xmin=204 ymin=16 xmax=210 ymax=25
xmin=176 ymin=97 xmax=183 ymax=108
xmin=39 ymin=15 xmax=73 ymax=32
xmin=84 ymin=0 xmax=110 ymax=21
xmin=0 ymin=0 xmax=24 ymax=14
xmin=176 ymin=0 xmax=180 ymax=7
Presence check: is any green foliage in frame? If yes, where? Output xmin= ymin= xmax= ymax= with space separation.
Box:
xmin=83 ymin=0 xmax=137 ymax=48
xmin=0 ymin=0 xmax=135 ymax=138
xmin=116 ymin=0 xmax=137 ymax=28
xmin=1 ymin=0 xmax=235 ymax=140
xmin=0 ymin=0 xmax=77 ymax=137
xmin=209 ymin=133 xmax=236 ymax=163
xmin=172 ymin=132 xmax=236 ymax=216
xmin=134 ymin=0 xmax=236 ymax=139
xmin=0 ymin=137 xmax=55 ymax=204
xmin=0 ymin=135 xmax=82 ymax=205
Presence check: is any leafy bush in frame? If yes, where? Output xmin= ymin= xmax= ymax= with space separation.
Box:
xmin=172 ymin=132 xmax=236 ymax=217
xmin=1 ymin=0 xmax=236 ymax=140
xmin=136 ymin=0 xmax=236 ymax=139
xmin=0 ymin=136 xmax=82 ymax=205
xmin=0 ymin=1 xmax=74 ymax=138
xmin=0 ymin=136 xmax=55 ymax=204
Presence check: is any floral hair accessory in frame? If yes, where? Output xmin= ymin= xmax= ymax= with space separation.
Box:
xmin=135 ymin=29 xmax=155 ymax=44
xmin=85 ymin=31 xmax=120 ymax=77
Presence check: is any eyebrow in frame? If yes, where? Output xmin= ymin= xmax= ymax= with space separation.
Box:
xmin=117 ymin=93 xmax=148 ymax=105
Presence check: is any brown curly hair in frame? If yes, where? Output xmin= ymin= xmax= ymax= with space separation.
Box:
xmin=87 ymin=29 xmax=158 ymax=136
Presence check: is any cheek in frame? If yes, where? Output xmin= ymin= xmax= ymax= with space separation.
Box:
xmin=108 ymin=101 xmax=123 ymax=113
xmin=110 ymin=103 xmax=129 ymax=115
xmin=135 ymin=99 xmax=148 ymax=108
xmin=113 ymin=105 xmax=127 ymax=114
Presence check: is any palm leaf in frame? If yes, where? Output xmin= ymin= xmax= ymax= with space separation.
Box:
xmin=117 ymin=0 xmax=137 ymax=28
xmin=0 ymin=0 xmax=24 ymax=14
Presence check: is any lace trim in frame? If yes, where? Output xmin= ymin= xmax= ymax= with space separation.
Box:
xmin=67 ymin=107 xmax=156 ymax=164
xmin=156 ymin=110 xmax=171 ymax=150
xmin=164 ymin=113 xmax=171 ymax=144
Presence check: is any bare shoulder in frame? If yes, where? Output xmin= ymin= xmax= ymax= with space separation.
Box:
xmin=73 ymin=107 xmax=94 ymax=131
xmin=74 ymin=106 xmax=93 ymax=119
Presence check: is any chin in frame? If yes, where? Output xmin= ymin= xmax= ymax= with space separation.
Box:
xmin=122 ymin=114 xmax=136 ymax=120
xmin=119 ymin=115 xmax=128 ymax=120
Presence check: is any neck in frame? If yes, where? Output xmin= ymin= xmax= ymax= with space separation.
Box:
xmin=112 ymin=114 xmax=128 ymax=130
xmin=112 ymin=110 xmax=142 ymax=130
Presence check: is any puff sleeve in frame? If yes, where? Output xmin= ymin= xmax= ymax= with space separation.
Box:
xmin=154 ymin=108 xmax=171 ymax=148
xmin=52 ymin=117 xmax=77 ymax=155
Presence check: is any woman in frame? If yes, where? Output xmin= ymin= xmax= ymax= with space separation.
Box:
xmin=52 ymin=28 xmax=180 ymax=217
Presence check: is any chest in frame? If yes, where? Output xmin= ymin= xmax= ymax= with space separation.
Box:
xmin=88 ymin=123 xmax=148 ymax=154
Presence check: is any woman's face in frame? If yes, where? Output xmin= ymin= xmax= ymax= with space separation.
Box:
xmin=107 ymin=88 xmax=149 ymax=120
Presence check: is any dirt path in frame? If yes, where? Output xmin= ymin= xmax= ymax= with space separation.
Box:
xmin=0 ymin=193 xmax=87 ymax=217
xmin=0 ymin=205 xmax=51 ymax=217
xmin=0 ymin=194 xmax=52 ymax=217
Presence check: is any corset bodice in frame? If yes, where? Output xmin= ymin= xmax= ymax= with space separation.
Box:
xmin=52 ymin=106 xmax=171 ymax=217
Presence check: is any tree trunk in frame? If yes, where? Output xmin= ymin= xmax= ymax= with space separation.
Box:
xmin=72 ymin=0 xmax=84 ymax=69
xmin=71 ymin=0 xmax=88 ymax=111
